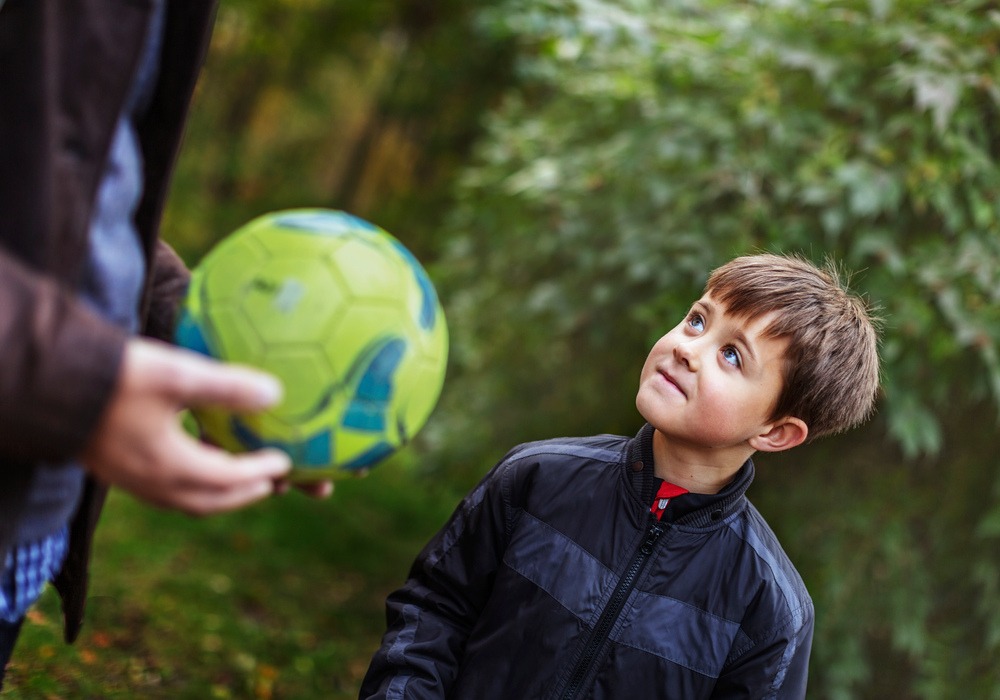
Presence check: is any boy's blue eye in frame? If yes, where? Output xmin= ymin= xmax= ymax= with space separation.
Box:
xmin=688 ymin=313 xmax=705 ymax=332
xmin=722 ymin=346 xmax=741 ymax=368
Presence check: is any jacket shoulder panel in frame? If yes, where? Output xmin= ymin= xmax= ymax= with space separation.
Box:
xmin=723 ymin=502 xmax=814 ymax=651
xmin=505 ymin=433 xmax=627 ymax=466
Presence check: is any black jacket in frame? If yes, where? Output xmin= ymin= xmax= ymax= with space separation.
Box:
xmin=0 ymin=0 xmax=217 ymax=642
xmin=361 ymin=424 xmax=813 ymax=699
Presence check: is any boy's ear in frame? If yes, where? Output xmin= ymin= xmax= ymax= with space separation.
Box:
xmin=749 ymin=417 xmax=808 ymax=453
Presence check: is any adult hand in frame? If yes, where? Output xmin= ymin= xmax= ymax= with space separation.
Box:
xmin=81 ymin=337 xmax=294 ymax=515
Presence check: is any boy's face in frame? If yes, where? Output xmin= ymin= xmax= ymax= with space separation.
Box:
xmin=636 ymin=294 xmax=790 ymax=454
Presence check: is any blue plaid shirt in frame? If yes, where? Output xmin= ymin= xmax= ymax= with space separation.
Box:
xmin=0 ymin=528 xmax=69 ymax=623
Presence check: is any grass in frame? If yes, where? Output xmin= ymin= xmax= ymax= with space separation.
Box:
xmin=3 ymin=460 xmax=463 ymax=699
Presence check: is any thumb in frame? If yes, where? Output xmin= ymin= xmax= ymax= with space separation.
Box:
xmin=130 ymin=339 xmax=284 ymax=412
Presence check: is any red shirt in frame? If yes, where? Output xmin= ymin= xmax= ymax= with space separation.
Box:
xmin=650 ymin=481 xmax=689 ymax=521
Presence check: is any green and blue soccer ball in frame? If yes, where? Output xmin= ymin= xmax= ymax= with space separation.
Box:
xmin=174 ymin=209 xmax=448 ymax=480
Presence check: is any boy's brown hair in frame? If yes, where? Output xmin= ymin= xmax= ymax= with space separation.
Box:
xmin=705 ymin=253 xmax=880 ymax=440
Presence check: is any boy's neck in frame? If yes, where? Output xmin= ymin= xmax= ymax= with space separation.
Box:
xmin=651 ymin=428 xmax=752 ymax=495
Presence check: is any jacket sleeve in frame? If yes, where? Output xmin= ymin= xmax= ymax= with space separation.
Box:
xmin=0 ymin=250 xmax=127 ymax=464
xmin=359 ymin=456 xmax=516 ymax=699
xmin=712 ymin=603 xmax=814 ymax=700
xmin=141 ymin=239 xmax=191 ymax=343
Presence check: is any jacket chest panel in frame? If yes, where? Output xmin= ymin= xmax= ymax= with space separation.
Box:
xmin=500 ymin=510 xmax=744 ymax=680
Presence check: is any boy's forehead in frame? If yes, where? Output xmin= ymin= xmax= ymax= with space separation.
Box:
xmin=695 ymin=294 xmax=784 ymax=337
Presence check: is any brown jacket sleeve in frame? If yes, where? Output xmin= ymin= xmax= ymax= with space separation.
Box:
xmin=0 ymin=250 xmax=127 ymax=464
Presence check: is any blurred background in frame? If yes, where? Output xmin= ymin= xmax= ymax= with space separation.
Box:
xmin=6 ymin=0 xmax=1000 ymax=697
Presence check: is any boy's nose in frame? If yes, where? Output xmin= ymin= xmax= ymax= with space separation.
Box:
xmin=673 ymin=341 xmax=700 ymax=371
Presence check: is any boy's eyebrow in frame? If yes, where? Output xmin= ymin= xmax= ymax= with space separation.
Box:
xmin=733 ymin=328 xmax=758 ymax=366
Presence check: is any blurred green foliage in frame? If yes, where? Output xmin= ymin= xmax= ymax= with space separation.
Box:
xmin=438 ymin=0 xmax=1000 ymax=697
xmin=8 ymin=0 xmax=1000 ymax=698
xmin=164 ymin=0 xmax=513 ymax=266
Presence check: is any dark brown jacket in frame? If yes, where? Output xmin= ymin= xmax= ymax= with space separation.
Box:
xmin=0 ymin=0 xmax=217 ymax=642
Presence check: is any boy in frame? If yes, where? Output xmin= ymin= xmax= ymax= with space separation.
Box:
xmin=360 ymin=254 xmax=880 ymax=699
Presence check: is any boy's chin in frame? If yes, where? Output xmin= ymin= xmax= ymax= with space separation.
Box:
xmin=635 ymin=391 xmax=657 ymax=423
xmin=635 ymin=393 xmax=672 ymax=428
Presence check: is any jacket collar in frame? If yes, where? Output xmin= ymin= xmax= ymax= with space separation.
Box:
xmin=626 ymin=423 xmax=755 ymax=527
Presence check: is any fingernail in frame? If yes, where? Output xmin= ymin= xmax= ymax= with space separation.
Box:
xmin=275 ymin=451 xmax=293 ymax=473
xmin=256 ymin=376 xmax=284 ymax=406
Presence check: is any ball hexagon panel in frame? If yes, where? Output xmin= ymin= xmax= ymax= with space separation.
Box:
xmin=238 ymin=256 xmax=349 ymax=346
xmin=321 ymin=303 xmax=411 ymax=383
xmin=201 ymin=305 xmax=265 ymax=365
xmin=406 ymin=301 xmax=449 ymax=361
xmin=229 ymin=410 xmax=334 ymax=469
xmin=384 ymin=237 xmax=442 ymax=335
xmin=397 ymin=353 xmax=448 ymax=431
xmin=257 ymin=346 xmax=337 ymax=421
xmin=249 ymin=224 xmax=352 ymax=259
xmin=198 ymin=234 xmax=269 ymax=305
xmin=328 ymin=235 xmax=410 ymax=305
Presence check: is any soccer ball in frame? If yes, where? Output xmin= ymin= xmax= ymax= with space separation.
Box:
xmin=174 ymin=209 xmax=448 ymax=480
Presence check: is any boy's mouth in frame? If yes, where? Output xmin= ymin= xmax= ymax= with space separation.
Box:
xmin=657 ymin=367 xmax=687 ymax=397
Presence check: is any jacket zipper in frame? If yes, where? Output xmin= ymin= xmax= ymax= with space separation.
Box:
xmin=559 ymin=517 xmax=666 ymax=700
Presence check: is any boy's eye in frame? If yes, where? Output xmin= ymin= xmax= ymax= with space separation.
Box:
xmin=687 ymin=313 xmax=705 ymax=332
xmin=722 ymin=346 xmax=742 ymax=368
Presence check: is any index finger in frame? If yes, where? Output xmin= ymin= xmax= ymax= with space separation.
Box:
xmin=170 ymin=431 xmax=292 ymax=490
xmin=163 ymin=346 xmax=285 ymax=412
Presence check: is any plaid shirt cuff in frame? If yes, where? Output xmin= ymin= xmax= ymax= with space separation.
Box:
xmin=0 ymin=527 xmax=70 ymax=623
